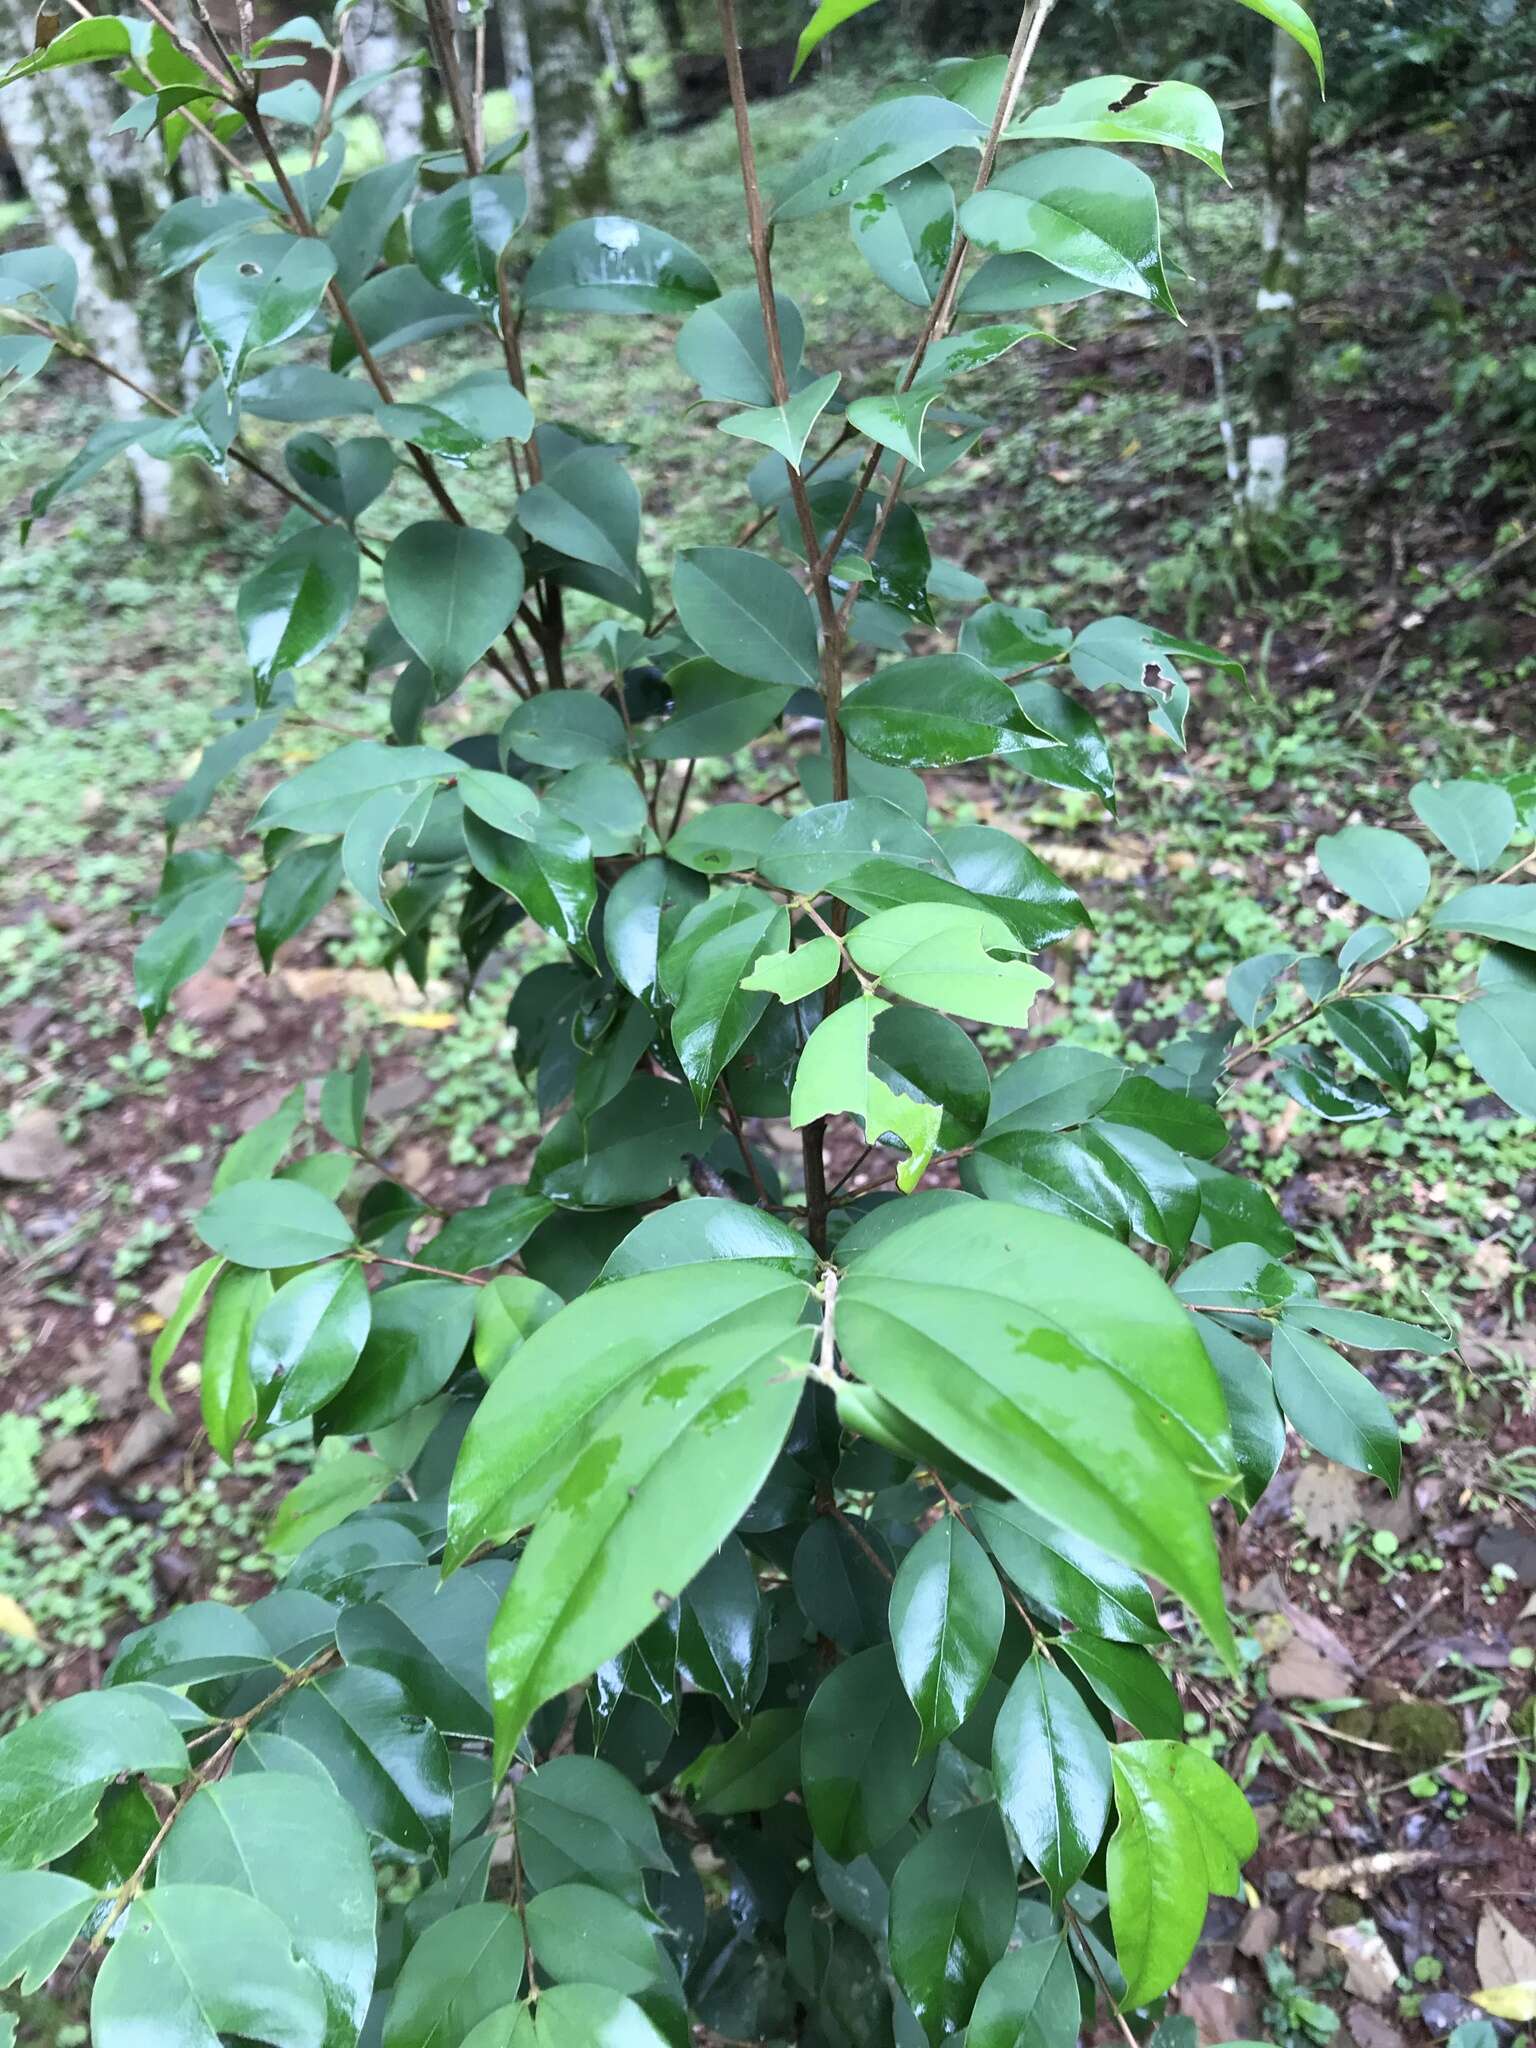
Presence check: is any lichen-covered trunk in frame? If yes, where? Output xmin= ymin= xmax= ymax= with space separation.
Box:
xmin=524 ymin=0 xmax=610 ymax=228
xmin=0 ymin=5 xmax=178 ymax=531
xmin=341 ymin=0 xmax=426 ymax=163
xmin=1245 ymin=7 xmax=1314 ymax=513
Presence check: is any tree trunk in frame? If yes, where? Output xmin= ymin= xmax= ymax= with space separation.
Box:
xmin=592 ymin=0 xmax=646 ymax=135
xmin=0 ymin=26 xmax=178 ymax=532
xmin=340 ymin=0 xmax=425 ymax=162
xmin=1244 ymin=8 xmax=1314 ymax=514
xmin=524 ymin=0 xmax=610 ymax=228
xmin=497 ymin=0 xmax=544 ymax=224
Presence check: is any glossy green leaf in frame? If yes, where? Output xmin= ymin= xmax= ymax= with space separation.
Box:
xmin=412 ymin=173 xmax=527 ymax=306
xmin=1458 ymin=991 xmax=1536 ymax=1117
xmin=0 ymin=1690 xmax=186 ymax=1872
xmin=993 ymin=1650 xmax=1111 ymax=1898
xmin=1233 ymin=0 xmax=1325 ymax=89
xmin=682 ymin=1707 xmax=801 ymax=1814
xmin=792 ymin=995 xmax=945 ymax=1192
xmin=256 ymin=842 xmax=344 ymax=969
xmin=672 ymin=548 xmax=820 ymax=690
xmin=531 ymin=1075 xmax=717 ymax=1207
xmin=598 ymin=1199 xmax=816 ymax=1285
xmin=1013 ymin=76 xmax=1225 ymax=178
xmin=505 ymin=692 xmax=627 ymax=770
xmin=1410 ymin=779 xmax=1516 ymax=872
xmin=109 ymin=1602 xmax=273 ymax=1689
xmin=846 ymin=388 xmax=940 ymax=468
xmin=284 ymin=433 xmax=395 ymax=526
xmin=1193 ymin=1318 xmax=1286 ymax=1516
xmin=801 ymin=1646 xmax=935 ymax=1858
xmin=889 ymin=1805 xmax=1015 ymax=2045
xmin=91 ymin=1886 xmax=328 ymax=2048
xmin=524 ymin=216 xmax=719 ymax=314
xmin=1189 ymin=1161 xmax=1294 ymax=1258
xmin=320 ymin=1278 xmax=476 ymax=1434
xmin=850 ymin=166 xmax=956 ymax=307
xmin=337 ymin=1561 xmax=509 ymax=1740
xmin=1270 ymin=1326 xmax=1400 ymax=1487
xmin=960 ymin=147 xmax=1176 ymax=316
xmin=384 ymin=521 xmax=525 ymax=689
xmin=273 ymin=1665 xmax=452 ymax=1869
xmin=237 ymin=527 xmax=359 ymax=687
xmin=889 ymin=1514 xmax=1004 ymax=1752
xmin=842 ymin=655 xmax=1048 ymax=769
xmin=670 ymin=896 xmax=787 ymax=1111
xmin=483 ymin=1271 xmax=809 ymax=1765
xmin=792 ymin=1516 xmax=894 ymax=1651
xmin=771 ymin=97 xmax=985 ymax=223
xmin=677 ymin=1538 xmax=765 ymax=1718
xmin=467 ymin=812 xmax=596 ymax=958
xmin=1274 ymin=1046 xmax=1390 ymax=1124
xmin=984 ymin=1045 xmax=1124 ymax=1137
xmin=195 ymin=232 xmax=337 ymax=392
xmin=247 ymin=1250 xmax=370 ymax=1426
xmin=329 ymin=264 xmax=481 ymax=368
xmin=1107 ymin=1742 xmax=1257 ymax=2008
xmin=837 ymin=1204 xmax=1237 ymax=1662
xmin=158 ymin=1773 xmax=375 ymax=2047
xmin=193 ymin=1181 xmax=353 ymax=1268
xmin=383 ymin=1904 xmax=525 ymax=2048
xmin=845 ymin=902 xmax=1052 ymax=1027
xmin=1058 ymin=1634 xmax=1182 ymax=1740
xmin=968 ymin=1936 xmax=1079 ymax=2048
xmin=603 ymin=858 xmax=707 ymax=1000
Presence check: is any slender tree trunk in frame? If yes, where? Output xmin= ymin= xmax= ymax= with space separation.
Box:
xmin=524 ymin=0 xmax=610 ymax=227
xmin=654 ymin=0 xmax=687 ymax=53
xmin=497 ymin=0 xmax=544 ymax=224
xmin=0 ymin=16 xmax=177 ymax=531
xmin=340 ymin=0 xmax=425 ymax=162
xmin=1244 ymin=7 xmax=1313 ymax=513
xmin=592 ymin=0 xmax=646 ymax=134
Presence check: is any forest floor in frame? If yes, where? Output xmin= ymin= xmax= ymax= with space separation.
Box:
xmin=2 ymin=49 xmax=1535 ymax=2048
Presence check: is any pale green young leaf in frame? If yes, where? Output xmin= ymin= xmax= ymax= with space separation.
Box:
xmin=791 ymin=994 xmax=944 ymax=1192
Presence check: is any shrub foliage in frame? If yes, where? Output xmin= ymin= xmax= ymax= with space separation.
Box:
xmin=1 ymin=1 xmax=1532 ymax=2043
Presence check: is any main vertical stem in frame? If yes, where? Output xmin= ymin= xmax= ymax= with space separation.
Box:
xmin=716 ymin=0 xmax=844 ymax=1253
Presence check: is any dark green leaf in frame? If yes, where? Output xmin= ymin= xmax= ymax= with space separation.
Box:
xmin=320 ymin=1278 xmax=476 ymax=1433
xmin=960 ymin=147 xmax=1176 ymax=315
xmin=382 ymin=1903 xmax=525 ymax=2048
xmin=993 ymin=1650 xmax=1111 ymax=1898
xmin=889 ymin=1515 xmax=1004 ymax=1752
xmin=889 ymin=1804 xmax=1015 ymax=2045
xmin=237 ymin=527 xmax=359 ymax=687
xmin=273 ymin=1664 xmax=452 ymax=1869
xmin=672 ymin=548 xmax=819 ymax=691
xmin=1058 ymin=1634 xmax=1182 ymax=1740
xmin=850 ymin=165 xmax=956 ymax=307
xmin=384 ymin=521 xmax=525 ymax=689
xmin=1270 ymin=1327 xmax=1400 ymax=1487
xmin=801 ymin=1646 xmax=935 ymax=1859
xmin=412 ymin=173 xmax=527 ymax=306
